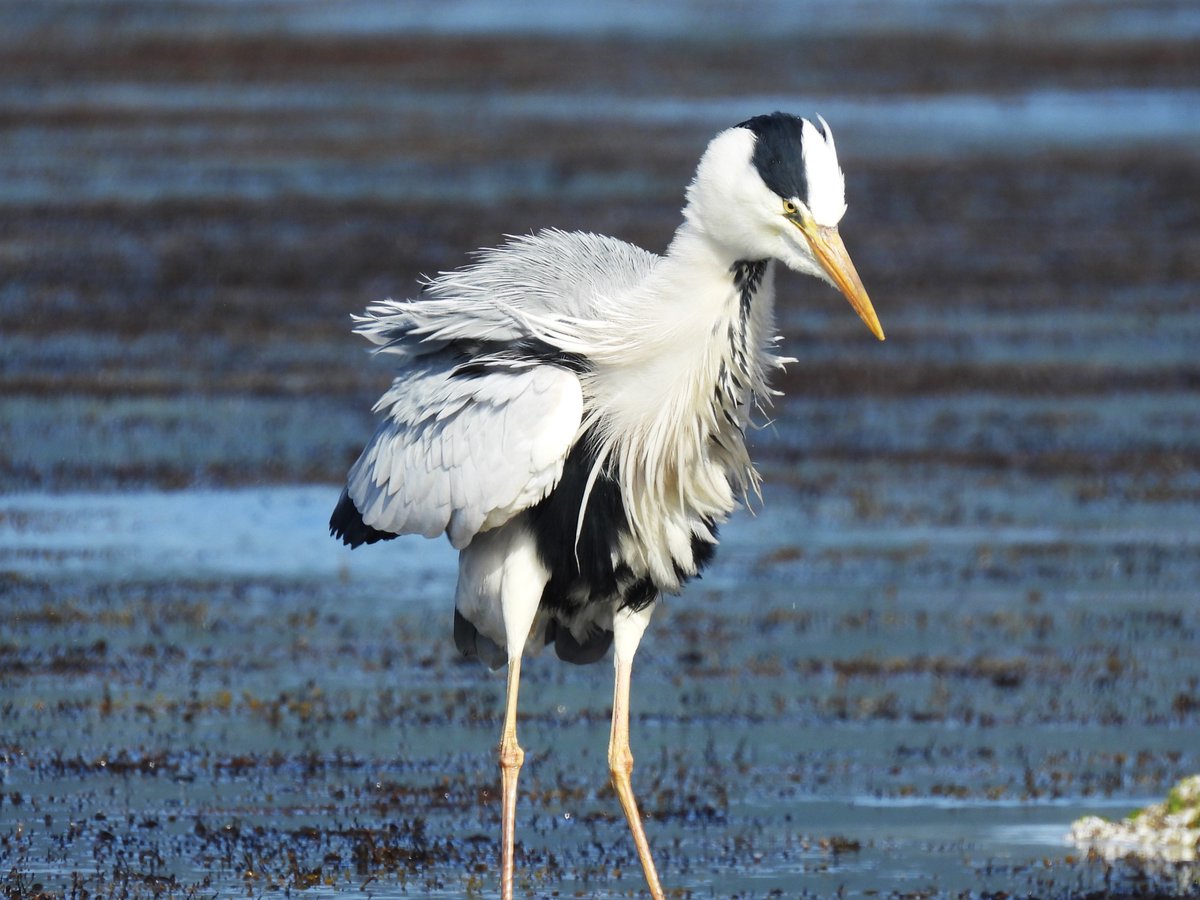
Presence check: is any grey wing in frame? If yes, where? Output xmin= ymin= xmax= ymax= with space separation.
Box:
xmin=345 ymin=360 xmax=583 ymax=550
xmin=351 ymin=229 xmax=659 ymax=361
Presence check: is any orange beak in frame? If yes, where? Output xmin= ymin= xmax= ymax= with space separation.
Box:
xmin=794 ymin=221 xmax=885 ymax=341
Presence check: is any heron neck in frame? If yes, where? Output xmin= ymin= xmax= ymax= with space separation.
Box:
xmin=656 ymin=219 xmax=776 ymax=335
xmin=583 ymin=217 xmax=776 ymax=584
xmin=664 ymin=217 xmax=754 ymax=274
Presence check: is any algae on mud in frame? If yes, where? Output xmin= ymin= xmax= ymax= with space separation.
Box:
xmin=4 ymin=487 xmax=1200 ymax=896
xmin=3 ymin=0 xmax=1200 ymax=897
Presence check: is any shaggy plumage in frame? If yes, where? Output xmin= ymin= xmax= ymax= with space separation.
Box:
xmin=329 ymin=111 xmax=883 ymax=900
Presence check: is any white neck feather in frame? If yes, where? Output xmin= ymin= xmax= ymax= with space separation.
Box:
xmin=576 ymin=216 xmax=787 ymax=588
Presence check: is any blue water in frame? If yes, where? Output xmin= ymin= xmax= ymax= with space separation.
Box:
xmin=2 ymin=1 xmax=1198 ymax=206
xmin=13 ymin=0 xmax=1200 ymax=41
xmin=2 ymin=2 xmax=1198 ymax=895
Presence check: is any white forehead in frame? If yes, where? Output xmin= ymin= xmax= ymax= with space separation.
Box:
xmin=800 ymin=117 xmax=847 ymax=227
xmin=687 ymin=115 xmax=851 ymax=238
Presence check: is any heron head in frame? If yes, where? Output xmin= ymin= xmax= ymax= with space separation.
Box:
xmin=686 ymin=112 xmax=884 ymax=340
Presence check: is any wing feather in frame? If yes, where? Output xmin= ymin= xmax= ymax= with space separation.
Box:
xmin=337 ymin=229 xmax=659 ymax=550
xmin=346 ymin=359 xmax=583 ymax=550
xmin=350 ymin=229 xmax=659 ymax=363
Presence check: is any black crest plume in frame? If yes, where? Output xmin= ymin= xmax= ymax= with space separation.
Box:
xmin=736 ymin=111 xmax=812 ymax=205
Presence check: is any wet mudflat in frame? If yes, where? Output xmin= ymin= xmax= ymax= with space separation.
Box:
xmin=2 ymin=1 xmax=1200 ymax=897
xmin=3 ymin=486 xmax=1199 ymax=898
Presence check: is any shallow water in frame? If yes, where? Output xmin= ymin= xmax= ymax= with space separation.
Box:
xmin=4 ymin=486 xmax=1199 ymax=896
xmin=2 ymin=0 xmax=1199 ymax=896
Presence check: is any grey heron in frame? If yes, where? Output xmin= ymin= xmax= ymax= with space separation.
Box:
xmin=330 ymin=111 xmax=884 ymax=898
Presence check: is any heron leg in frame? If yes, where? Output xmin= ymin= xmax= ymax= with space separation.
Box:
xmin=499 ymin=653 xmax=524 ymax=900
xmin=608 ymin=604 xmax=664 ymax=900
xmin=465 ymin=526 xmax=545 ymax=899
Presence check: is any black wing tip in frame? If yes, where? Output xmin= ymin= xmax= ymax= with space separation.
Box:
xmin=329 ymin=487 xmax=399 ymax=549
xmin=454 ymin=609 xmax=508 ymax=670
xmin=545 ymin=619 xmax=614 ymax=666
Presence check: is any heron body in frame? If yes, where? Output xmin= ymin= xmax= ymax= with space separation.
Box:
xmin=331 ymin=112 xmax=883 ymax=898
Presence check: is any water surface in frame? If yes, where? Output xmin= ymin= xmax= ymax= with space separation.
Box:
xmin=2 ymin=1 xmax=1198 ymax=895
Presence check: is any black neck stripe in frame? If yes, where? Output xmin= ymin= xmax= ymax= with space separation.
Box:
xmin=731 ymin=259 xmax=768 ymax=316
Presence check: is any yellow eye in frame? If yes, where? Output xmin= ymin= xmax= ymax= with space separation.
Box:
xmin=783 ymin=199 xmax=798 ymax=215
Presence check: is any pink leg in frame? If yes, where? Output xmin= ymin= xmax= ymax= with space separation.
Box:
xmin=499 ymin=655 xmax=525 ymax=900
xmin=608 ymin=604 xmax=665 ymax=899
